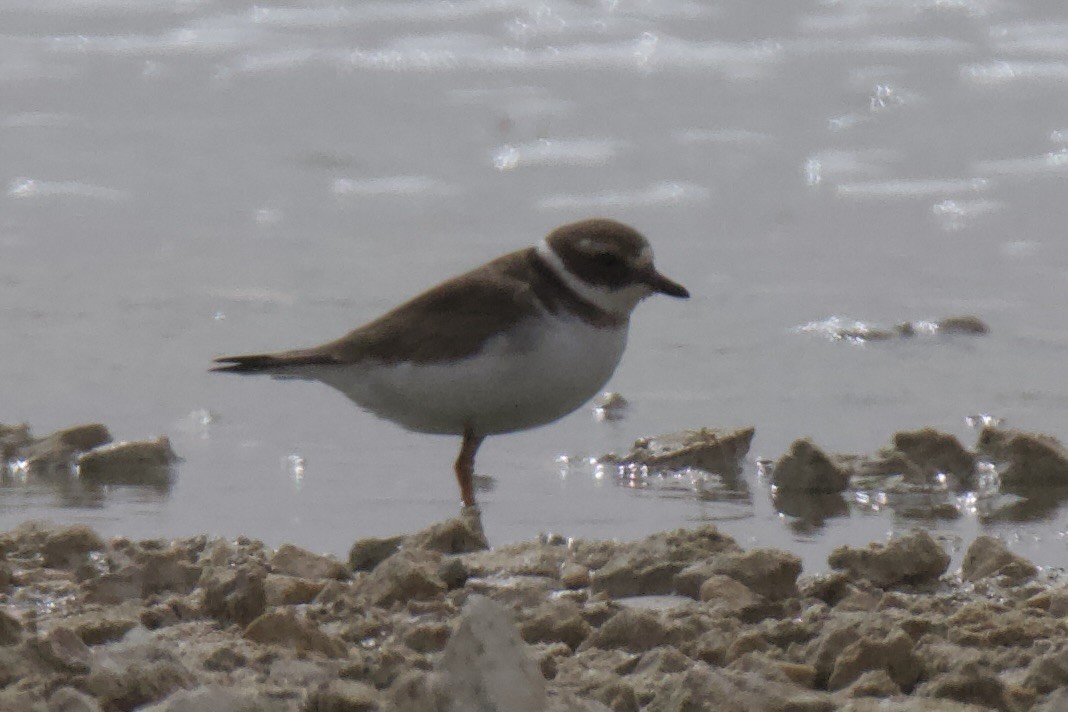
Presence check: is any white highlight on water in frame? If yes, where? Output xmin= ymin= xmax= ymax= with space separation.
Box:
xmin=538 ymin=181 xmax=708 ymax=209
xmin=492 ymin=138 xmax=623 ymax=170
xmin=331 ymin=176 xmax=456 ymax=197
xmin=7 ymin=177 xmax=128 ymax=201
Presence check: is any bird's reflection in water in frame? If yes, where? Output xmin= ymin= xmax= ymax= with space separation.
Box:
xmin=774 ymin=491 xmax=849 ymax=535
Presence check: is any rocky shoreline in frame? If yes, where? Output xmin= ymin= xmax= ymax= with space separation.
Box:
xmin=0 ymin=513 xmax=1065 ymax=712
xmin=4 ymin=417 xmax=1068 ymax=710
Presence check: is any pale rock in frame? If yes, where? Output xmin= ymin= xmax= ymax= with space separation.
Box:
xmin=439 ymin=594 xmax=546 ymax=712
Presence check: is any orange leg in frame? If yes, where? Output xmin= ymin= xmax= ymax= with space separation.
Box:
xmin=454 ymin=427 xmax=484 ymax=508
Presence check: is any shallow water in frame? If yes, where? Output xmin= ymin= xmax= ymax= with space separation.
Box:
xmin=3 ymin=0 xmax=1068 ymax=573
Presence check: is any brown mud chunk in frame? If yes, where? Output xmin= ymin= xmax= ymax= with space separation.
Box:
xmin=0 ymin=609 xmax=22 ymax=646
xmin=710 ymin=548 xmax=802 ymax=601
xmin=83 ymin=656 xmax=195 ymax=711
xmin=303 ymin=679 xmax=382 ymax=712
xmin=364 ymin=550 xmax=446 ymax=607
xmin=42 ymin=524 xmax=106 ymax=570
xmin=244 ymin=609 xmax=347 ymax=658
xmin=580 ymin=607 xmax=668 ymax=654
xmin=960 ymin=536 xmax=1038 ymax=584
xmin=916 ymin=662 xmax=1014 ymax=711
xmin=592 ymin=391 xmax=629 ymax=421
xmin=348 ymin=535 xmax=404 ymax=572
xmin=590 ymin=525 xmax=740 ymax=598
xmin=0 ymin=423 xmax=33 ymax=462
xmin=828 ymin=530 xmax=949 ymax=588
xmin=30 ymin=625 xmax=93 ymax=673
xmin=24 ymin=423 xmax=112 ymax=472
xmin=699 ymin=575 xmax=763 ymax=613
xmin=827 ymin=628 xmax=922 ymax=691
xmin=200 ymin=563 xmax=267 ymax=627
xmin=977 ymin=426 xmax=1068 ymax=487
xmin=937 ymin=315 xmax=989 ymax=335
xmin=890 ymin=428 xmax=975 ymax=484
xmin=406 ymin=512 xmax=488 ymax=554
xmin=519 ymin=600 xmax=592 ymax=650
xmin=270 ymin=543 xmax=348 ymax=581
xmin=77 ymin=436 xmax=177 ymax=486
xmin=601 ymin=427 xmax=755 ymax=477
xmin=773 ymin=439 xmax=851 ymax=493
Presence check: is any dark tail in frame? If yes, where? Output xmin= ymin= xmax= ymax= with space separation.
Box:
xmin=211 ymin=350 xmax=338 ymax=374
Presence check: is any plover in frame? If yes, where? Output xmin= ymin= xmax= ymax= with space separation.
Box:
xmin=212 ymin=218 xmax=689 ymax=507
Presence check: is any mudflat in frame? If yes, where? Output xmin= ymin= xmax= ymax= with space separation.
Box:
xmin=0 ymin=511 xmax=1064 ymax=711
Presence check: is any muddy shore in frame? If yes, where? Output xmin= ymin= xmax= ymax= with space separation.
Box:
xmin=0 ymin=511 xmax=1065 ymax=712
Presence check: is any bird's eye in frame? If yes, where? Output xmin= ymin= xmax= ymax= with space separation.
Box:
xmin=593 ymin=252 xmax=622 ymax=268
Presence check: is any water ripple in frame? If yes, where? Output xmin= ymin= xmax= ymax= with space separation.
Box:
xmin=538 ymin=181 xmax=708 ymax=210
xmin=7 ymin=177 xmax=127 ymax=201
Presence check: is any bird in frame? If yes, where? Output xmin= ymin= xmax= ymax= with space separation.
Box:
xmin=212 ymin=218 xmax=689 ymax=508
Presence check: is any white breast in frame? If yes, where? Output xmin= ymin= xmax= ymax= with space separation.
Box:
xmin=307 ymin=314 xmax=629 ymax=436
